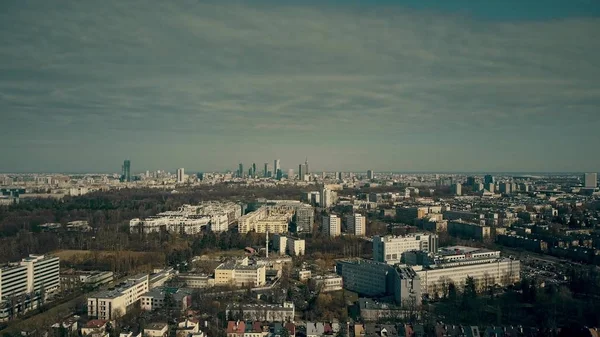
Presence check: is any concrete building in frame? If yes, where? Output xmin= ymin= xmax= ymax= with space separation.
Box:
xmin=322 ymin=214 xmax=341 ymax=237
xmin=336 ymin=259 xmax=390 ymax=297
xmin=140 ymin=287 xmax=191 ymax=312
xmin=177 ymin=168 xmax=185 ymax=184
xmin=295 ymin=205 xmax=314 ymax=233
xmin=87 ymin=274 xmax=149 ymax=320
xmin=453 ymin=183 xmax=462 ymax=196
xmin=177 ymin=273 xmax=214 ymax=288
xmin=226 ymin=302 xmax=294 ymax=322
xmin=130 ymin=205 xmax=214 ymax=234
xmin=320 ymin=188 xmax=337 ymax=208
xmin=346 ymin=214 xmax=366 ymax=236
xmin=310 ymin=274 xmax=344 ymax=293
xmin=0 ymin=254 xmax=60 ymax=321
xmin=499 ymin=182 xmax=512 ymax=195
xmin=238 ymin=206 xmax=293 ymax=234
xmin=367 ymin=170 xmax=374 ymax=180
xmin=447 ymin=221 xmax=491 ymax=241
xmin=274 ymin=160 xmax=281 ymax=177
xmin=144 ymin=323 xmax=169 ymax=337
xmin=584 ymin=173 xmax=598 ymax=188
xmin=373 ymin=234 xmax=439 ymax=265
xmin=214 ymin=257 xmax=266 ymax=288
xmin=60 ymin=270 xmax=114 ymax=291
xmin=272 ymin=234 xmax=306 ymax=256
xmin=394 ymin=266 xmax=421 ymax=307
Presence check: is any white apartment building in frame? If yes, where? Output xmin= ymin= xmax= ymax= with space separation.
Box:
xmin=320 ymin=188 xmax=337 ymax=208
xmin=87 ymin=274 xmax=149 ymax=320
xmin=322 ymin=215 xmax=341 ymax=237
xmin=0 ymin=254 xmax=60 ymax=321
xmin=373 ymin=234 xmax=439 ymax=265
xmin=272 ymin=234 xmax=306 ymax=256
xmin=346 ymin=214 xmax=366 ymax=236
xmin=238 ymin=206 xmax=293 ymax=234
xmin=214 ymin=258 xmax=266 ymax=288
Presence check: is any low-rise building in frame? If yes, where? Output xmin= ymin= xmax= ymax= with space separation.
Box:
xmin=60 ymin=270 xmax=114 ymax=291
xmin=215 ymin=257 xmax=266 ymax=288
xmin=87 ymin=274 xmax=149 ymax=320
xmin=144 ymin=323 xmax=169 ymax=337
xmin=226 ymin=302 xmax=295 ymax=322
xmin=272 ymin=234 xmax=306 ymax=256
xmin=310 ymin=274 xmax=344 ymax=293
xmin=178 ymin=273 xmax=214 ymax=288
xmin=447 ymin=221 xmax=491 ymax=241
xmin=140 ymin=287 xmax=192 ymax=312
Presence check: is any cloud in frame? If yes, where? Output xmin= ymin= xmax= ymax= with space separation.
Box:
xmin=0 ymin=0 xmax=599 ymax=172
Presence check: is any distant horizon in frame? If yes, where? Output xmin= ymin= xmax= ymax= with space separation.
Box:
xmin=1 ymin=0 xmax=599 ymax=172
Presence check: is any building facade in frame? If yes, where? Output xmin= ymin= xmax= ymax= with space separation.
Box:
xmin=87 ymin=274 xmax=149 ymax=320
xmin=346 ymin=214 xmax=366 ymax=236
xmin=373 ymin=234 xmax=439 ymax=265
xmin=322 ymin=215 xmax=341 ymax=237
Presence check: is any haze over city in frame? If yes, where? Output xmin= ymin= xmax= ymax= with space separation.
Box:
xmin=1 ymin=0 xmax=599 ymax=173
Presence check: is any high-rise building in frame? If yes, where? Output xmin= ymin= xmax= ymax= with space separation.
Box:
xmin=484 ymin=175 xmax=495 ymax=186
xmin=177 ymin=168 xmax=185 ymax=183
xmin=238 ymin=163 xmax=244 ymax=178
xmin=276 ymin=169 xmax=283 ymax=180
xmin=584 ymin=173 xmax=597 ymax=188
xmin=367 ymin=170 xmax=374 ymax=180
xmin=346 ymin=213 xmax=366 ymax=236
xmin=466 ymin=176 xmax=475 ymax=186
xmin=320 ymin=188 xmax=337 ymax=208
xmin=298 ymin=164 xmax=304 ymax=181
xmin=304 ymin=158 xmax=309 ymax=175
xmin=252 ymin=163 xmax=257 ymax=177
xmin=336 ymin=172 xmax=343 ymax=180
xmin=499 ymin=182 xmax=512 ymax=195
xmin=287 ymin=169 xmax=294 ymax=179
xmin=122 ymin=160 xmax=131 ymax=182
xmin=274 ymin=160 xmax=281 ymax=177
xmin=322 ymin=214 xmax=341 ymax=237
xmin=453 ymin=183 xmax=462 ymax=196
xmin=0 ymin=255 xmax=60 ymax=320
xmin=295 ymin=205 xmax=314 ymax=233
xmin=264 ymin=163 xmax=269 ymax=178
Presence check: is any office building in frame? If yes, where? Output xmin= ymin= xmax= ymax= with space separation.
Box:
xmin=238 ymin=163 xmax=244 ymax=178
xmin=367 ymin=170 xmax=374 ymax=180
xmin=453 ymin=183 xmax=462 ymax=196
xmin=264 ymin=163 xmax=269 ymax=178
xmin=336 ymin=259 xmax=390 ymax=297
xmin=310 ymin=274 xmax=344 ymax=292
xmin=373 ymin=234 xmax=439 ymax=265
xmin=274 ymin=160 xmax=281 ymax=177
xmin=214 ymin=257 xmax=266 ymax=288
xmin=346 ymin=213 xmax=366 ymax=236
xmin=466 ymin=176 xmax=476 ymax=187
xmin=0 ymin=255 xmax=61 ymax=321
xmin=295 ymin=205 xmax=314 ymax=233
xmin=252 ymin=163 xmax=256 ymax=177
xmin=87 ymin=274 xmax=149 ymax=320
xmin=413 ymin=246 xmax=520 ymax=297
xmin=584 ymin=173 xmax=598 ymax=188
xmin=322 ymin=214 xmax=341 ymax=237
xmin=298 ymin=164 xmax=304 ymax=181
xmin=484 ymin=175 xmax=495 ymax=186
xmin=176 ymin=168 xmax=185 ymax=184
xmin=499 ymin=182 xmax=512 ymax=195
xmin=122 ymin=160 xmax=131 ymax=182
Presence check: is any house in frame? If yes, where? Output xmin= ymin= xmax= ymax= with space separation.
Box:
xmin=144 ymin=323 xmax=169 ymax=337
xmin=51 ymin=315 xmax=80 ymax=337
xmin=227 ymin=321 xmax=246 ymax=337
xmin=176 ymin=319 xmax=201 ymax=337
xmin=81 ymin=320 xmax=108 ymax=337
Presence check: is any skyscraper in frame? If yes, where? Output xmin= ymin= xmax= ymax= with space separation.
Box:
xmin=274 ymin=160 xmax=281 ymax=177
xmin=264 ymin=163 xmax=269 ymax=178
xmin=466 ymin=176 xmax=476 ymax=187
xmin=121 ymin=160 xmax=131 ymax=182
xmin=484 ymin=175 xmax=495 ymax=186
xmin=238 ymin=163 xmax=244 ymax=178
xmin=298 ymin=164 xmax=304 ymax=181
xmin=177 ymin=168 xmax=185 ymax=183
xmin=584 ymin=173 xmax=597 ymax=188
xmin=367 ymin=170 xmax=374 ymax=180
xmin=453 ymin=183 xmax=462 ymax=196
xmin=252 ymin=163 xmax=256 ymax=177
xmin=305 ymin=158 xmax=309 ymax=175
xmin=276 ymin=169 xmax=283 ymax=180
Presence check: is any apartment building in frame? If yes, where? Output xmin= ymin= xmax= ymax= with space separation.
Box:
xmin=447 ymin=221 xmax=491 ymax=241
xmin=238 ymin=206 xmax=293 ymax=234
xmin=346 ymin=214 xmax=366 ymax=236
xmin=272 ymin=234 xmax=306 ymax=256
xmin=335 ymin=259 xmax=390 ymax=297
xmin=322 ymin=215 xmax=341 ymax=237
xmin=226 ymin=302 xmax=295 ymax=322
xmin=87 ymin=274 xmax=149 ymax=320
xmin=373 ymin=234 xmax=439 ymax=265
xmin=295 ymin=205 xmax=315 ymax=233
xmin=0 ymin=255 xmax=60 ymax=321
xmin=214 ymin=258 xmax=266 ymax=288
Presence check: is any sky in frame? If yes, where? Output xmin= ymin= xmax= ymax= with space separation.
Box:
xmin=1 ymin=0 xmax=599 ymax=173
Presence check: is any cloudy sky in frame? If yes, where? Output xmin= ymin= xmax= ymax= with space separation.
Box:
xmin=1 ymin=0 xmax=599 ymax=173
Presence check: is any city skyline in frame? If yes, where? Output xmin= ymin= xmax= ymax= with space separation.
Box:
xmin=1 ymin=0 xmax=599 ymax=173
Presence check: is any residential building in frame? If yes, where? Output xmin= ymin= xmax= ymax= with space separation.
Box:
xmin=447 ymin=221 xmax=491 ymax=241
xmin=272 ymin=234 xmax=306 ymax=256
xmin=346 ymin=214 xmax=366 ymax=236
xmin=499 ymin=182 xmax=512 ymax=195
xmin=295 ymin=205 xmax=314 ymax=233
xmin=394 ymin=266 xmax=421 ymax=307
xmin=453 ymin=183 xmax=462 ymax=196
xmin=238 ymin=206 xmax=293 ymax=234
xmin=320 ymin=188 xmax=337 ymax=208
xmin=177 ymin=168 xmax=185 ymax=184
xmin=226 ymin=302 xmax=295 ymax=322
xmin=584 ymin=173 xmax=598 ymax=188
xmin=214 ymin=257 xmax=266 ymax=287
xmin=0 ymin=254 xmax=60 ymax=321
xmin=367 ymin=170 xmax=374 ymax=180
xmin=140 ymin=287 xmax=192 ymax=312
xmin=322 ymin=215 xmax=341 ymax=237
xmin=373 ymin=234 xmax=439 ymax=265
xmin=144 ymin=323 xmax=169 ymax=337
xmin=87 ymin=274 xmax=149 ymax=320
